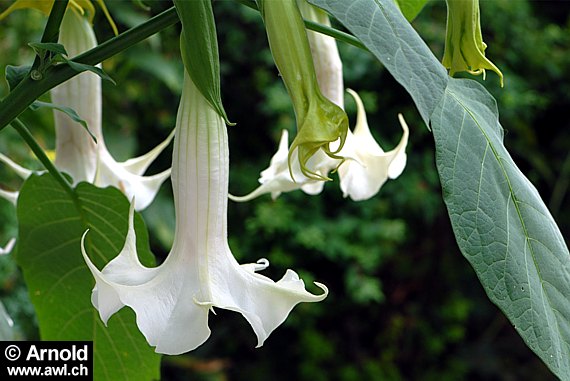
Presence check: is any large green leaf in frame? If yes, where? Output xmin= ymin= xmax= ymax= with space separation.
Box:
xmin=309 ymin=0 xmax=570 ymax=379
xmin=431 ymin=78 xmax=570 ymax=378
xmin=309 ymin=0 xmax=448 ymax=125
xmin=15 ymin=173 xmax=161 ymax=381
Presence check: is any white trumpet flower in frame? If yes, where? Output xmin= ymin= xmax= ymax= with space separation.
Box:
xmin=81 ymin=74 xmax=327 ymax=355
xmin=54 ymin=9 xmax=172 ymax=210
xmin=231 ymin=2 xmax=409 ymax=202
xmin=0 ymin=9 xmax=172 ymax=211
xmin=230 ymin=90 xmax=409 ymax=202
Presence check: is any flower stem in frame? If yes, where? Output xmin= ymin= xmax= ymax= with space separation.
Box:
xmin=0 ymin=7 xmax=179 ymax=132
xmin=11 ymin=118 xmax=78 ymax=204
xmin=233 ymin=0 xmax=367 ymax=51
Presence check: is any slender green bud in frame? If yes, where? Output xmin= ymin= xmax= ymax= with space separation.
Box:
xmin=442 ymin=0 xmax=503 ymax=87
xmin=257 ymin=0 xmax=348 ymax=180
xmin=174 ymin=0 xmax=232 ymax=125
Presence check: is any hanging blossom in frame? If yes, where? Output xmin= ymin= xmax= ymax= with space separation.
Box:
xmin=0 ymin=4 xmax=173 ymax=211
xmin=81 ymin=73 xmax=327 ymax=355
xmin=231 ymin=1 xmax=408 ymax=202
xmin=442 ymin=0 xmax=503 ymax=86
xmin=257 ymin=0 xmax=348 ymax=180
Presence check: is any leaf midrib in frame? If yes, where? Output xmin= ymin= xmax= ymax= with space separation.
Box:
xmin=446 ymin=88 xmax=568 ymax=368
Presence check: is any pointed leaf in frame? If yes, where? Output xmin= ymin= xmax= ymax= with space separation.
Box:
xmin=16 ymin=173 xmax=161 ymax=381
xmin=309 ymin=1 xmax=570 ymax=379
xmin=431 ymin=78 xmax=570 ymax=379
xmin=28 ymin=42 xmax=68 ymax=58
xmin=65 ymin=59 xmax=116 ymax=85
xmin=30 ymin=100 xmax=97 ymax=143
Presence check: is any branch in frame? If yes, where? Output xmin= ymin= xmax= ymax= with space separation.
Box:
xmin=0 ymin=7 xmax=179 ymax=131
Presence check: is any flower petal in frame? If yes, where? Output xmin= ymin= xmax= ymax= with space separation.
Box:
xmin=230 ymin=130 xmax=336 ymax=201
xmin=95 ymin=148 xmax=171 ymax=211
xmin=210 ymin=256 xmax=328 ymax=347
xmin=80 ymin=202 xmax=211 ymax=354
xmin=0 ymin=153 xmax=33 ymax=180
xmin=338 ymin=91 xmax=409 ymax=201
xmin=120 ymin=129 xmax=176 ymax=176
xmin=0 ymin=238 xmax=16 ymax=256
xmin=0 ymin=189 xmax=18 ymax=205
xmin=82 ymin=74 xmax=327 ymax=355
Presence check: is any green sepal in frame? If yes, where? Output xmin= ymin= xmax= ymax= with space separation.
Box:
xmin=174 ymin=0 xmax=233 ymax=125
xmin=442 ymin=0 xmax=503 ymax=86
xmin=258 ymin=0 xmax=348 ymax=180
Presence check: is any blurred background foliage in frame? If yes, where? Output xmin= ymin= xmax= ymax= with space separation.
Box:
xmin=0 ymin=0 xmax=569 ymax=380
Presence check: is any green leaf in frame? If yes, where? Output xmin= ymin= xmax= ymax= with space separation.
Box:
xmin=308 ymin=0 xmax=448 ymax=126
xmin=309 ymin=1 xmax=570 ymax=378
xmin=393 ymin=0 xmax=428 ymax=22
xmin=65 ymin=59 xmax=117 ymax=85
xmin=5 ymin=65 xmax=31 ymax=91
xmin=174 ymin=0 xmax=233 ymax=125
xmin=29 ymin=101 xmax=97 ymax=143
xmin=16 ymin=173 xmax=161 ymax=381
xmin=431 ymin=78 xmax=570 ymax=379
xmin=28 ymin=42 xmax=68 ymax=58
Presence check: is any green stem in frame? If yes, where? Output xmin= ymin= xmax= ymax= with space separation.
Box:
xmin=41 ymin=1 xmax=69 ymax=43
xmin=233 ymin=0 xmax=367 ymax=51
xmin=32 ymin=0 xmax=69 ymax=70
xmin=11 ymin=118 xmax=78 ymax=204
xmin=0 ymin=7 xmax=179 ymax=131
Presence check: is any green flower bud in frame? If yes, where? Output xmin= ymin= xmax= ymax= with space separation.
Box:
xmin=442 ymin=0 xmax=503 ymax=87
xmin=257 ymin=0 xmax=348 ymax=180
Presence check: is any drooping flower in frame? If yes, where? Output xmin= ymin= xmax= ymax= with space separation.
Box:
xmin=231 ymin=2 xmax=409 ymax=202
xmin=53 ymin=8 xmax=173 ymax=210
xmin=230 ymin=91 xmax=409 ymax=202
xmin=229 ymin=129 xmax=336 ymax=202
xmin=257 ymin=0 xmax=348 ymax=180
xmin=0 ymin=5 xmax=173 ymax=211
xmin=442 ymin=0 xmax=503 ymax=86
xmin=337 ymin=90 xmax=409 ymax=201
xmin=81 ymin=73 xmax=327 ymax=355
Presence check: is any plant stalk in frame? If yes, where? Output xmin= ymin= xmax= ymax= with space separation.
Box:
xmin=11 ymin=118 xmax=78 ymax=204
xmin=0 ymin=7 xmax=179 ymax=131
